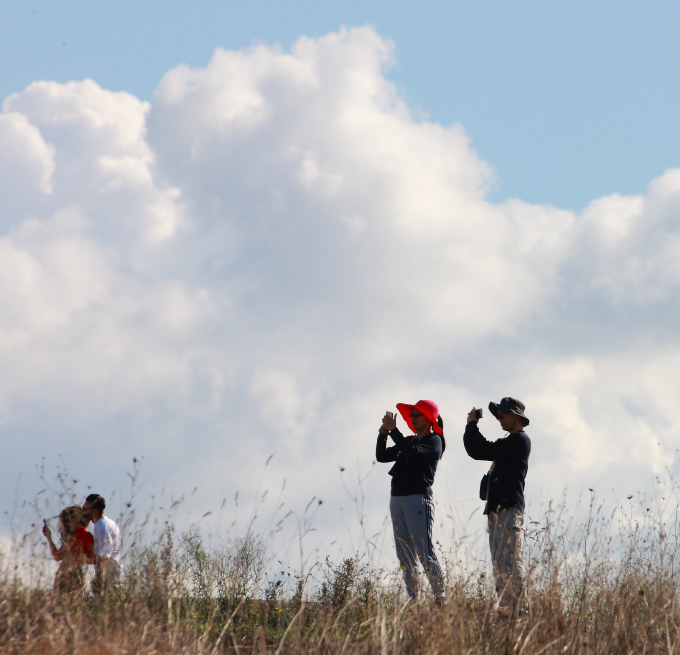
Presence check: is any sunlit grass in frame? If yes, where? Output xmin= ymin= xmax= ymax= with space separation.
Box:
xmin=1 ymin=465 xmax=679 ymax=654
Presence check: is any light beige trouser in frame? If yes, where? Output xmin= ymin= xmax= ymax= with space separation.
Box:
xmin=488 ymin=508 xmax=525 ymax=609
xmin=93 ymin=557 xmax=121 ymax=594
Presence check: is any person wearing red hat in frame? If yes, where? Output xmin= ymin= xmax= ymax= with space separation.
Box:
xmin=376 ymin=399 xmax=445 ymax=602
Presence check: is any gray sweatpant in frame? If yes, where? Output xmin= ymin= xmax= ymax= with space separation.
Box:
xmin=389 ymin=494 xmax=443 ymax=600
xmin=488 ymin=507 xmax=526 ymax=609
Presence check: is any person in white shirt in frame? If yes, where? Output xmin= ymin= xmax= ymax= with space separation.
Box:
xmin=82 ymin=493 xmax=122 ymax=592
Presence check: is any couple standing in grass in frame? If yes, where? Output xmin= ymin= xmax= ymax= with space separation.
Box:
xmin=376 ymin=397 xmax=531 ymax=614
xmin=42 ymin=493 xmax=122 ymax=595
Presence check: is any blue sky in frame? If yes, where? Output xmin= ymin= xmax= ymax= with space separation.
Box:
xmin=2 ymin=2 xmax=680 ymax=570
xmin=3 ymin=1 xmax=680 ymax=210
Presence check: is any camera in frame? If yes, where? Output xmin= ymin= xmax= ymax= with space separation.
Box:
xmin=475 ymin=408 xmax=483 ymax=419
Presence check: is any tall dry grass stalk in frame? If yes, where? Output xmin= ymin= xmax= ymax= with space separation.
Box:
xmin=1 ymin=467 xmax=679 ymax=654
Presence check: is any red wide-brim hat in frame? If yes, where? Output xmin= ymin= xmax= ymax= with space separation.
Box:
xmin=395 ymin=399 xmax=443 ymax=436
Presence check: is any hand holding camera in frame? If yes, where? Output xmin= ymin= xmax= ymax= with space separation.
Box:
xmin=467 ymin=407 xmax=483 ymax=424
xmin=381 ymin=410 xmax=397 ymax=434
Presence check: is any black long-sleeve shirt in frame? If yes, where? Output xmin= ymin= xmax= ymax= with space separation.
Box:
xmin=463 ymin=422 xmax=531 ymax=515
xmin=376 ymin=429 xmax=442 ymax=496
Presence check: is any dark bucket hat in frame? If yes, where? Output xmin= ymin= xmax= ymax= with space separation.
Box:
xmin=488 ymin=397 xmax=529 ymax=426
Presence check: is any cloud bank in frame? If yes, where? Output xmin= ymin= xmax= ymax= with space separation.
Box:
xmin=2 ymin=27 xmax=679 ymax=563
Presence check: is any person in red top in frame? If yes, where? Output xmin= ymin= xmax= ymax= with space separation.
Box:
xmin=42 ymin=505 xmax=95 ymax=593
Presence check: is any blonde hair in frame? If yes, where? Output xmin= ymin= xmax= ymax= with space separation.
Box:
xmin=58 ymin=506 xmax=83 ymax=541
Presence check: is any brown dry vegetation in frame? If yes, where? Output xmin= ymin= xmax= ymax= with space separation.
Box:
xmin=1 ymin=477 xmax=679 ymax=654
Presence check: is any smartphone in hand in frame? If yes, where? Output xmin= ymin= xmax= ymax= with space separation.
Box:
xmin=386 ymin=411 xmax=394 ymax=419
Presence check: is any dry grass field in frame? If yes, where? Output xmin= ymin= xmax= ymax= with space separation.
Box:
xmin=1 ymin=474 xmax=679 ymax=654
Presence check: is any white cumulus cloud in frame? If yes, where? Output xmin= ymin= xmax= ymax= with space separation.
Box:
xmin=1 ymin=26 xmax=679 ymax=565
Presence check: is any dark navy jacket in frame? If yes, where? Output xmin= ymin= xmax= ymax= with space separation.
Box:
xmin=463 ymin=422 xmax=531 ymax=515
xmin=376 ymin=428 xmax=442 ymax=496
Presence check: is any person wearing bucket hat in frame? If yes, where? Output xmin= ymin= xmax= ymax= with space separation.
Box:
xmin=376 ymin=400 xmax=445 ymax=602
xmin=463 ymin=397 xmax=531 ymax=614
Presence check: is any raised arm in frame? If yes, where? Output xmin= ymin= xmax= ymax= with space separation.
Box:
xmin=463 ymin=422 xmax=528 ymax=461
xmin=376 ymin=432 xmax=399 ymax=462
xmin=389 ymin=430 xmax=442 ymax=460
xmin=43 ymin=523 xmax=66 ymax=562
